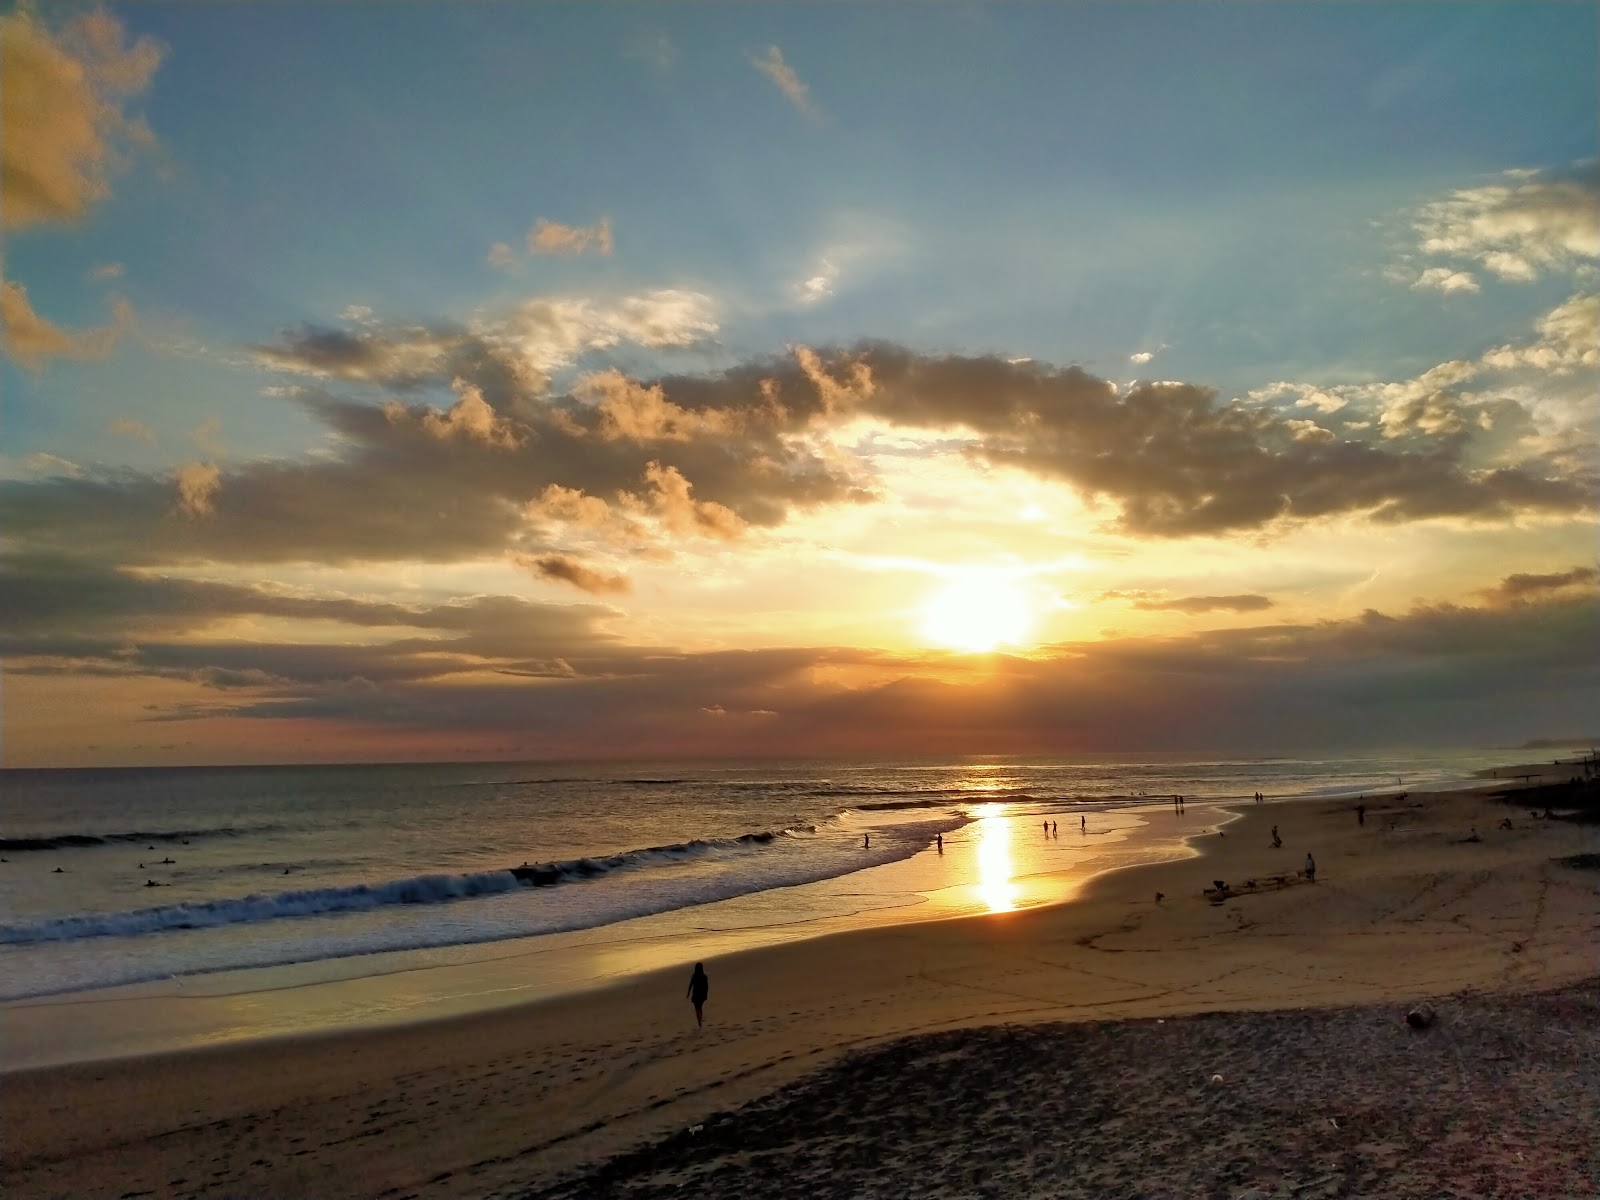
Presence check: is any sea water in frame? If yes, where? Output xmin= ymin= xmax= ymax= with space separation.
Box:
xmin=0 ymin=750 xmax=1520 ymax=1002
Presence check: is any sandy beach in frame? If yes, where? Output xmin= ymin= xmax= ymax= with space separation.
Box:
xmin=5 ymin=777 xmax=1598 ymax=1199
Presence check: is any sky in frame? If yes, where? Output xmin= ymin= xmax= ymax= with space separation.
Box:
xmin=2 ymin=2 xmax=1597 ymax=768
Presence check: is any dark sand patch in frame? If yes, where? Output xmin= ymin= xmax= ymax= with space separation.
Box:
xmin=526 ymin=984 xmax=1600 ymax=1200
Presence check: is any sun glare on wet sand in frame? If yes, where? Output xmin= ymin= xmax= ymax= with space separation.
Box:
xmin=974 ymin=805 xmax=1019 ymax=913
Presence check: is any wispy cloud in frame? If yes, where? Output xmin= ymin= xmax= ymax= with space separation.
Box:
xmin=486 ymin=242 xmax=518 ymax=271
xmin=751 ymin=45 xmax=817 ymax=117
xmin=623 ymin=29 xmax=675 ymax=71
xmin=174 ymin=461 xmax=221 ymax=519
xmin=796 ymin=258 xmax=839 ymax=305
xmin=24 ymin=452 xmax=85 ymax=477
xmin=107 ymin=417 xmax=157 ymax=444
xmin=1411 ymin=164 xmax=1598 ymax=284
xmin=1102 ymin=590 xmax=1275 ymax=614
xmin=528 ymin=217 xmax=613 ymax=257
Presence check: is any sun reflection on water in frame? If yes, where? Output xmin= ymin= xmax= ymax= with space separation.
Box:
xmin=973 ymin=803 xmax=1018 ymax=913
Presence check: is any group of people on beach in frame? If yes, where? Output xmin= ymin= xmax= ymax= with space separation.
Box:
xmin=1038 ymin=817 xmax=1089 ymax=838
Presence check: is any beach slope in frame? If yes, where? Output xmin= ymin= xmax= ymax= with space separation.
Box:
xmin=4 ymin=784 xmax=1597 ymax=1199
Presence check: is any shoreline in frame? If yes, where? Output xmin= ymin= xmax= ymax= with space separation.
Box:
xmin=0 ymin=798 xmax=1208 ymax=1071
xmin=5 ymin=780 xmax=1596 ymax=1199
xmin=0 ymin=762 xmax=1530 ymax=1057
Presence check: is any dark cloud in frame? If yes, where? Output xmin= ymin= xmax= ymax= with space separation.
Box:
xmin=4 ymin=340 xmax=1590 ymax=577
xmin=840 ymin=346 xmax=1596 ymax=536
xmin=1118 ymin=593 xmax=1275 ymax=614
xmin=1 ymin=553 xmax=627 ymax=684
xmin=8 ymin=545 xmax=1595 ymax=756
xmin=250 ymin=325 xmax=465 ymax=390
xmin=1482 ymin=565 xmax=1598 ymax=603
xmin=513 ymin=552 xmax=631 ymax=595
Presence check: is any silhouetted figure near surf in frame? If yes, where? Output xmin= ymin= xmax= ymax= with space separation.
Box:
xmin=935 ymin=834 xmax=944 ymax=854
xmin=863 ymin=834 xmax=870 ymax=849
xmin=1304 ymin=852 xmax=1316 ymax=882
xmin=1080 ymin=815 xmax=1087 ymax=833
xmin=687 ymin=962 xmax=710 ymax=1027
xmin=1357 ymin=804 xmax=1366 ymax=826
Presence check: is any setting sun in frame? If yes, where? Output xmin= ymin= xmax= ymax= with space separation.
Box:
xmin=920 ymin=571 xmax=1034 ymax=652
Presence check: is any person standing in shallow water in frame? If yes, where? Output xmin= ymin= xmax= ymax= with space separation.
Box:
xmin=687 ymin=962 xmax=709 ymax=1027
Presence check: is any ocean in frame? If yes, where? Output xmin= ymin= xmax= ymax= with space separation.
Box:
xmin=0 ymin=750 xmax=1520 ymax=1004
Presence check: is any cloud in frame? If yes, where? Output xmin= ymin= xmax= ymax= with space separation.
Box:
xmin=1 ymin=278 xmax=131 ymax=368
xmin=1102 ymin=590 xmax=1274 ymax=614
xmin=107 ymin=417 xmax=157 ymax=443
xmin=251 ymin=323 xmax=463 ymax=388
xmin=408 ymin=378 xmax=525 ymax=449
xmin=253 ymin=290 xmax=718 ymax=389
xmin=0 ymin=7 xmax=163 ymax=229
xmin=633 ymin=461 xmax=744 ymax=539
xmin=796 ymin=258 xmax=839 ymax=305
xmin=1481 ymin=565 xmax=1598 ymax=605
xmin=486 ymin=242 xmax=518 ymax=271
xmin=23 ymin=453 xmax=85 ymax=478
xmin=8 ymin=551 xmax=1591 ymax=757
xmin=577 ymin=368 xmax=741 ymax=443
xmin=750 ymin=45 xmax=816 ymax=117
xmin=1412 ymin=267 xmax=1480 ymax=294
xmin=0 ymin=552 xmax=626 ymax=683
xmin=1129 ymin=350 xmax=1155 ymax=365
xmin=90 ymin=261 xmax=124 ymax=280
xmin=174 ymin=462 xmax=221 ymax=518
xmin=513 ymin=552 xmax=631 ymax=595
xmin=1481 ymin=293 xmax=1598 ymax=374
xmin=623 ymin=29 xmax=676 ymax=71
xmin=190 ymin=418 xmax=225 ymax=456
xmin=1146 ymin=594 xmax=1274 ymax=614
xmin=1413 ymin=164 xmax=1599 ymax=282
xmin=844 ymin=345 xmax=1592 ymax=535
xmin=4 ymin=334 xmax=1592 ymax=586
xmin=528 ymin=217 xmax=613 ymax=257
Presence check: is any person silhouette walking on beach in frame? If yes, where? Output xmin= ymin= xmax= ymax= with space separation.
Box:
xmin=1051 ymin=821 xmax=1057 ymax=836
xmin=1304 ymin=852 xmax=1316 ymax=882
xmin=687 ymin=962 xmax=709 ymax=1027
xmin=1271 ymin=825 xmax=1281 ymax=848
xmin=863 ymin=834 xmax=870 ymax=849
xmin=1357 ymin=804 xmax=1366 ymax=827
xmin=1080 ymin=815 xmax=1087 ymax=834
xmin=936 ymin=834 xmax=943 ymax=854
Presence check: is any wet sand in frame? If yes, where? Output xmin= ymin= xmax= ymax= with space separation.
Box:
xmin=4 ymin=779 xmax=1597 ymax=1199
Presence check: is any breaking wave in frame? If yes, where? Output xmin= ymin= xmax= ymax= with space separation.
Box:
xmin=0 ymin=825 xmax=285 ymax=853
xmin=1 ymin=828 xmax=800 ymax=945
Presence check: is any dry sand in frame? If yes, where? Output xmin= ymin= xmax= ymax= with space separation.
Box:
xmin=5 ymin=780 xmax=1598 ymax=1200
xmin=532 ymin=986 xmax=1600 ymax=1200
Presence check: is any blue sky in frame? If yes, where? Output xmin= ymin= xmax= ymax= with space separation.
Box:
xmin=3 ymin=3 xmax=1596 ymax=764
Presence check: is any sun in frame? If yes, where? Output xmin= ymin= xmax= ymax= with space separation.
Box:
xmin=919 ymin=570 xmax=1034 ymax=652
